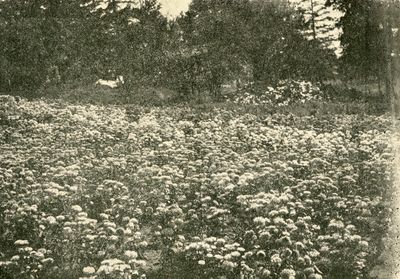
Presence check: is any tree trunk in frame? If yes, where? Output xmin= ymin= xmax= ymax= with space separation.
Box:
xmin=364 ymin=5 xmax=371 ymax=94
xmin=310 ymin=0 xmax=316 ymax=40
xmin=383 ymin=3 xmax=397 ymax=115
xmin=378 ymin=77 xmax=382 ymax=96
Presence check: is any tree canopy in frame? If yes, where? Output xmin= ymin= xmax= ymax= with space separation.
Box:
xmin=1 ymin=0 xmax=397 ymax=101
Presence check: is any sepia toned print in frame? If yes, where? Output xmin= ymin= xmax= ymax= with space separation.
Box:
xmin=0 ymin=0 xmax=399 ymax=278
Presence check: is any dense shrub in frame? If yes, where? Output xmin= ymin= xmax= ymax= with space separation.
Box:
xmin=225 ymin=80 xmax=323 ymax=106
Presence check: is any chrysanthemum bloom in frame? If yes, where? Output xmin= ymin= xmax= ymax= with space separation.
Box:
xmin=124 ymin=250 xmax=138 ymax=259
xmin=280 ymin=268 xmax=296 ymax=279
xmin=271 ymin=254 xmax=282 ymax=266
xmin=82 ymin=266 xmax=96 ymax=275
xmin=10 ymin=255 xmax=20 ymax=261
xmin=71 ymin=205 xmax=83 ymax=212
xmin=46 ymin=216 xmax=57 ymax=225
xmin=63 ymin=227 xmax=73 ymax=234
xmin=14 ymin=240 xmax=29 ymax=246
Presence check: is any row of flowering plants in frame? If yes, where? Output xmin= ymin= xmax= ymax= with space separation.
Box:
xmin=224 ymin=80 xmax=323 ymax=106
xmin=0 ymin=95 xmax=395 ymax=278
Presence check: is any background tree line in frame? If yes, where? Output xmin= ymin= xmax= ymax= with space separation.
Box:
xmin=0 ymin=0 xmax=399 ymax=102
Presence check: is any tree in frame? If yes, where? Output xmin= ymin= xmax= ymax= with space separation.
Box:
xmin=382 ymin=0 xmax=400 ymax=114
xmin=166 ymin=0 xmax=337 ymax=101
xmin=0 ymin=0 xmax=90 ymax=90
xmin=326 ymin=0 xmax=400 ymax=109
xmin=294 ymin=0 xmax=343 ymax=55
xmin=248 ymin=0 xmax=336 ymax=83
xmin=79 ymin=0 xmax=170 ymax=87
xmin=0 ymin=0 xmax=170 ymax=91
xmin=174 ymin=0 xmax=253 ymax=99
xmin=326 ymin=0 xmax=387 ymax=84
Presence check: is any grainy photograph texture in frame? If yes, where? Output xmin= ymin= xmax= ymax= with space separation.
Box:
xmin=1 ymin=0 xmax=400 ymax=278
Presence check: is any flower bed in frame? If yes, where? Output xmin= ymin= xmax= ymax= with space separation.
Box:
xmin=0 ymin=96 xmax=394 ymax=278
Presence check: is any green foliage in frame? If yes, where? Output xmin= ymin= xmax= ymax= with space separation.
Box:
xmin=161 ymin=0 xmax=336 ymax=100
xmin=247 ymin=0 xmax=337 ymax=83
xmin=168 ymin=0 xmax=252 ymax=99
xmin=337 ymin=0 xmax=386 ymax=81
xmin=0 ymin=0 xmax=170 ymax=93
xmin=0 ymin=0 xmax=91 ymax=91
xmin=0 ymin=18 xmax=48 ymax=90
xmin=0 ymin=0 xmax=337 ymax=100
xmin=327 ymin=0 xmax=399 ymax=89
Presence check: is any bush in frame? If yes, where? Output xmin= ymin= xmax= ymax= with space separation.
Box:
xmin=225 ymin=80 xmax=323 ymax=106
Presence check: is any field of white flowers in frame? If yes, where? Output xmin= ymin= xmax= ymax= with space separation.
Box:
xmin=0 ymin=95 xmax=396 ymax=279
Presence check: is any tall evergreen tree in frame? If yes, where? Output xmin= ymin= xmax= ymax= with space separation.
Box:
xmin=248 ymin=0 xmax=336 ymax=82
xmin=293 ymin=0 xmax=343 ymax=55
xmin=327 ymin=0 xmax=399 ymax=98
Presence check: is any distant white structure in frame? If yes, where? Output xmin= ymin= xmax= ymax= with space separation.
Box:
xmin=95 ymin=75 xmax=124 ymax=89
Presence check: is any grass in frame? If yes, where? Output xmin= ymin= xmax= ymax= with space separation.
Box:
xmin=3 ymin=80 xmax=392 ymax=117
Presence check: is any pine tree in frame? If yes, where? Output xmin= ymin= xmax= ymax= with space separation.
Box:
xmin=293 ymin=0 xmax=343 ymax=56
xmin=327 ymin=0 xmax=400 ymax=102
